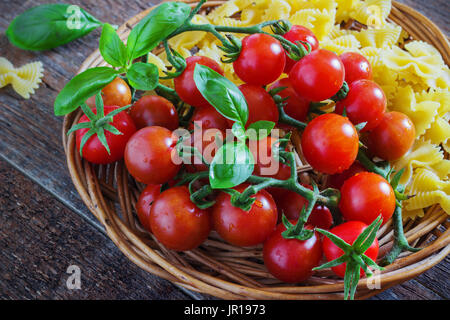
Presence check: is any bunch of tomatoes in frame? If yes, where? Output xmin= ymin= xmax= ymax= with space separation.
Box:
xmin=72 ymin=24 xmax=416 ymax=288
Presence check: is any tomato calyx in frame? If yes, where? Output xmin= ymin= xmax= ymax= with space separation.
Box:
xmin=313 ymin=216 xmax=384 ymax=300
xmin=218 ymin=34 xmax=242 ymax=63
xmin=270 ymin=89 xmax=307 ymax=130
xmin=160 ymin=40 xmax=187 ymax=79
xmin=270 ymin=19 xmax=292 ymax=36
xmin=331 ymin=81 xmax=349 ymax=102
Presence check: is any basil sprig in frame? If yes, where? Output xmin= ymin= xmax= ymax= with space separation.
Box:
xmin=99 ymin=23 xmax=127 ymax=68
xmin=126 ymin=62 xmax=159 ymax=91
xmin=6 ymin=4 xmax=103 ymax=51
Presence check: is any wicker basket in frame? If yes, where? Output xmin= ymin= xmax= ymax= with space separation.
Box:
xmin=62 ymin=0 xmax=450 ymax=299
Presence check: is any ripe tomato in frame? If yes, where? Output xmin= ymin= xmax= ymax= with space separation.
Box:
xmin=124 ymin=126 xmax=181 ymax=184
xmin=212 ymin=184 xmax=278 ymax=247
xmin=301 ymin=113 xmax=359 ymax=174
xmin=86 ymin=77 xmax=132 ymax=108
xmin=188 ymin=128 xmax=224 ymax=172
xmin=263 ymin=223 xmax=322 ymax=283
xmin=269 ymin=78 xmax=310 ymax=123
xmin=188 ymin=105 xmax=230 ymax=132
xmin=339 ymin=52 xmax=372 ymax=84
xmin=233 ymin=33 xmax=286 ymax=85
xmin=339 ymin=172 xmax=396 ymax=225
xmin=289 ymin=49 xmax=345 ymax=102
xmin=130 ymin=95 xmax=179 ymax=130
xmin=249 ymin=136 xmax=290 ymax=180
xmin=149 ymin=186 xmax=211 ymax=251
xmin=75 ymin=106 xmax=137 ymax=164
xmin=327 ymin=161 xmax=366 ymax=190
xmin=136 ymin=184 xmax=161 ymax=232
xmin=335 ymin=79 xmax=386 ymax=132
xmin=323 ymin=221 xmax=379 ymax=277
xmin=282 ymin=25 xmax=319 ymax=74
xmin=174 ymin=56 xmax=224 ymax=108
xmin=367 ymin=111 xmax=416 ymax=161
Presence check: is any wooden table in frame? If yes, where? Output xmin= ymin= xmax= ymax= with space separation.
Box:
xmin=0 ymin=0 xmax=448 ymax=300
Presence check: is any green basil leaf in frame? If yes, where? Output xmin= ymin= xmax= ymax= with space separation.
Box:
xmin=54 ymin=67 xmax=119 ymax=116
xmin=126 ymin=62 xmax=159 ymax=90
xmin=231 ymin=122 xmax=247 ymax=142
xmin=209 ymin=142 xmax=254 ymax=189
xmin=126 ymin=2 xmax=191 ymax=61
xmin=194 ymin=64 xmax=248 ymax=127
xmin=6 ymin=4 xmax=103 ymax=51
xmin=99 ymin=23 xmax=127 ymax=68
xmin=246 ymin=121 xmax=275 ymax=141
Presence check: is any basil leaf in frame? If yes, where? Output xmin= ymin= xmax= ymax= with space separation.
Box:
xmin=209 ymin=141 xmax=254 ymax=189
xmin=126 ymin=62 xmax=159 ymax=90
xmin=6 ymin=4 xmax=103 ymax=51
xmin=231 ymin=122 xmax=247 ymax=142
xmin=246 ymin=121 xmax=275 ymax=141
xmin=126 ymin=2 xmax=191 ymax=61
xmin=99 ymin=23 xmax=127 ymax=68
xmin=194 ymin=64 xmax=248 ymax=127
xmin=54 ymin=67 xmax=119 ymax=116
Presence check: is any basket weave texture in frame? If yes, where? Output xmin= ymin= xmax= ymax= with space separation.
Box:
xmin=62 ymin=0 xmax=450 ymax=299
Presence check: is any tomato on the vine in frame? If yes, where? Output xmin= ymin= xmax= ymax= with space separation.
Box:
xmin=212 ymin=184 xmax=278 ymax=247
xmin=149 ymin=186 xmax=211 ymax=251
xmin=124 ymin=126 xmax=181 ymax=185
xmin=327 ymin=161 xmax=366 ymax=190
xmin=289 ymin=49 xmax=345 ymax=102
xmin=188 ymin=128 xmax=224 ymax=172
xmin=130 ymin=95 xmax=179 ymax=130
xmin=263 ymin=223 xmax=322 ymax=283
xmin=136 ymin=184 xmax=161 ymax=232
xmin=339 ymin=52 xmax=372 ymax=84
xmin=174 ymin=56 xmax=224 ymax=108
xmin=282 ymin=25 xmax=319 ymax=74
xmin=249 ymin=136 xmax=291 ymax=180
xmin=301 ymin=113 xmax=359 ymax=174
xmin=233 ymin=33 xmax=286 ymax=85
xmin=86 ymin=77 xmax=132 ymax=108
xmin=188 ymin=105 xmax=230 ymax=132
xmin=339 ymin=172 xmax=395 ymax=225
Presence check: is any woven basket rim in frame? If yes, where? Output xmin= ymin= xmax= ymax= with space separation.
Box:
xmin=62 ymin=0 xmax=450 ymax=300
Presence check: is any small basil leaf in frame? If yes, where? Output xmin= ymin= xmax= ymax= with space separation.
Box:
xmin=246 ymin=121 xmax=275 ymax=141
xmin=126 ymin=62 xmax=159 ymax=90
xmin=209 ymin=142 xmax=254 ymax=189
xmin=54 ymin=67 xmax=119 ymax=116
xmin=126 ymin=2 xmax=191 ymax=61
xmin=231 ymin=122 xmax=247 ymax=142
xmin=6 ymin=4 xmax=103 ymax=51
xmin=99 ymin=23 xmax=127 ymax=68
xmin=194 ymin=64 xmax=248 ymax=127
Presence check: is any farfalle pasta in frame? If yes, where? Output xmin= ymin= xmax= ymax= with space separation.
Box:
xmin=0 ymin=57 xmax=44 ymax=99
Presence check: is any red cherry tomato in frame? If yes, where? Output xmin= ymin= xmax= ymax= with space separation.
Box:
xmin=86 ymin=77 xmax=132 ymax=108
xmin=367 ymin=111 xmax=416 ymax=161
xmin=212 ymin=184 xmax=278 ymax=247
xmin=75 ymin=106 xmax=137 ymax=164
xmin=339 ymin=52 xmax=372 ymax=84
xmin=233 ymin=33 xmax=286 ymax=85
xmin=149 ymin=186 xmax=211 ymax=251
xmin=339 ymin=172 xmax=396 ymax=225
xmin=323 ymin=221 xmax=379 ymax=277
xmin=188 ymin=105 xmax=230 ymax=132
xmin=130 ymin=95 xmax=179 ymax=130
xmin=263 ymin=223 xmax=322 ymax=283
xmin=188 ymin=128 xmax=224 ymax=172
xmin=136 ymin=184 xmax=161 ymax=232
xmin=335 ymin=79 xmax=386 ymax=132
xmin=269 ymin=78 xmax=310 ymax=123
xmin=124 ymin=126 xmax=181 ymax=184
xmin=327 ymin=161 xmax=366 ymax=190
xmin=249 ymin=136 xmax=291 ymax=180
xmin=289 ymin=49 xmax=345 ymax=102
xmin=283 ymin=25 xmax=319 ymax=74
xmin=174 ymin=56 xmax=224 ymax=108
xmin=301 ymin=113 xmax=359 ymax=174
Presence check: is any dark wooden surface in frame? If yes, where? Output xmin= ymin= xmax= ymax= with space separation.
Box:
xmin=0 ymin=0 xmax=448 ymax=300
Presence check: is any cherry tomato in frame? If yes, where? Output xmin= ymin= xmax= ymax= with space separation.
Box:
xmin=188 ymin=105 xmax=230 ymax=132
xmin=233 ymin=33 xmax=286 ymax=85
xmin=339 ymin=172 xmax=396 ymax=225
xmin=367 ymin=111 xmax=416 ymax=161
xmin=188 ymin=128 xmax=224 ymax=172
xmin=327 ymin=161 xmax=366 ymax=190
xmin=339 ymin=52 xmax=372 ymax=84
xmin=124 ymin=126 xmax=181 ymax=184
xmin=149 ymin=186 xmax=211 ymax=251
xmin=174 ymin=56 xmax=224 ymax=108
xmin=86 ymin=77 xmax=132 ymax=108
xmin=335 ymin=79 xmax=386 ymax=132
xmin=249 ymin=136 xmax=290 ymax=180
xmin=283 ymin=25 xmax=319 ymax=74
xmin=269 ymin=78 xmax=310 ymax=123
xmin=130 ymin=95 xmax=179 ymax=130
xmin=136 ymin=184 xmax=161 ymax=232
xmin=75 ymin=106 xmax=137 ymax=164
xmin=212 ymin=184 xmax=278 ymax=247
xmin=301 ymin=113 xmax=359 ymax=174
xmin=323 ymin=221 xmax=379 ymax=277
xmin=263 ymin=223 xmax=322 ymax=283
xmin=289 ymin=49 xmax=345 ymax=102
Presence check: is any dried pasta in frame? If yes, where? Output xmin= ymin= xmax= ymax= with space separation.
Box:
xmin=0 ymin=57 xmax=44 ymax=99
